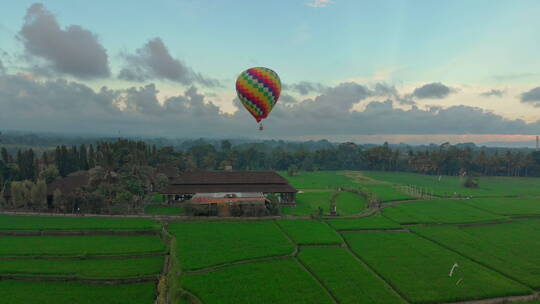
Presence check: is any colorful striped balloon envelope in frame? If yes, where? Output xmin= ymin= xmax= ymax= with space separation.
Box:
xmin=236 ymin=67 xmax=281 ymax=128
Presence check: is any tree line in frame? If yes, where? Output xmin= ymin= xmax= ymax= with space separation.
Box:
xmin=1 ymin=139 xmax=540 ymax=213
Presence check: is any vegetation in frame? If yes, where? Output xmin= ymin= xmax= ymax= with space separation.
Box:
xmin=276 ymin=219 xmax=342 ymax=245
xmin=144 ymin=204 xmax=184 ymax=215
xmin=334 ymin=191 xmax=367 ymax=214
xmin=281 ymin=192 xmax=334 ymax=216
xmin=461 ymin=197 xmax=540 ymax=215
xmin=412 ymin=219 xmax=540 ymax=288
xmin=169 ymin=221 xmax=294 ymax=270
xmin=362 ymin=171 xmax=540 ymax=197
xmin=382 ymin=199 xmax=505 ymax=224
xmin=0 ymin=215 xmax=159 ymax=231
xmin=298 ymin=247 xmax=405 ymax=304
xmin=180 ymin=259 xmax=335 ymax=304
xmin=0 ymin=235 xmax=165 ymax=257
xmin=0 ymin=256 xmax=164 ymax=279
xmin=0 ymin=280 xmax=156 ymax=304
xmin=279 ymin=171 xmax=358 ymax=189
xmin=344 ymin=232 xmax=531 ymax=303
xmin=326 ymin=214 xmax=401 ymax=230
xmin=280 ymin=190 xmax=366 ymax=216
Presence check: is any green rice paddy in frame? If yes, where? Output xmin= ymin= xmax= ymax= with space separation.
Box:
xmin=169 ymin=221 xmax=294 ymax=270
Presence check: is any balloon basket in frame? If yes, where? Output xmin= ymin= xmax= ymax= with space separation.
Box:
xmin=259 ymin=123 xmax=264 ymax=131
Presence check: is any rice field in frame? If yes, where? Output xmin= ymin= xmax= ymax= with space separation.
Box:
xmin=0 ymin=215 xmax=160 ymax=231
xmin=0 ymin=256 xmax=164 ymax=279
xmin=362 ymin=171 xmax=540 ymax=197
xmin=382 ymin=199 xmax=506 ymax=224
xmin=412 ymin=219 xmax=540 ymax=288
xmin=276 ymin=219 xmax=342 ymax=245
xmin=326 ymin=214 xmax=401 ymax=230
xmin=169 ymin=221 xmax=294 ymax=270
xmin=180 ymin=258 xmax=335 ymax=304
xmin=0 ymin=235 xmax=166 ymax=257
xmin=461 ymin=197 xmax=540 ymax=216
xmin=298 ymin=247 xmax=405 ymax=304
xmin=0 ymin=280 xmax=157 ymax=304
xmin=344 ymin=232 xmax=531 ymax=303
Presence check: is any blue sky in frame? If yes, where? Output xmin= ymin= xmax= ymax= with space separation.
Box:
xmin=1 ymin=1 xmax=540 ymax=143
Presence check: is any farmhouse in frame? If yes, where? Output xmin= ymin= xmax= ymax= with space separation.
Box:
xmin=161 ymin=171 xmax=297 ymax=214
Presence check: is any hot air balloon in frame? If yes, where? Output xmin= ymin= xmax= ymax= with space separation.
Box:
xmin=235 ymin=67 xmax=281 ymax=130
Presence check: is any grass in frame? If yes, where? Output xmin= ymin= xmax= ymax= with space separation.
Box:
xmin=169 ymin=221 xmax=294 ymax=270
xmin=0 ymin=280 xmax=156 ymax=304
xmin=151 ymin=193 xmax=165 ymax=203
xmin=279 ymin=171 xmax=358 ymax=189
xmin=326 ymin=214 xmax=401 ymax=230
xmin=344 ymin=232 xmax=531 ymax=303
xmin=0 ymin=235 xmax=166 ymax=257
xmin=281 ymin=192 xmax=333 ymax=216
xmin=281 ymin=191 xmax=366 ymax=216
xmin=382 ymin=199 xmax=506 ymax=224
xmin=461 ymin=197 xmax=540 ymax=216
xmin=362 ymin=171 xmax=540 ymax=197
xmin=276 ymin=219 xmax=342 ymax=245
xmin=0 ymin=256 xmax=164 ymax=279
xmin=0 ymin=215 xmax=159 ymax=231
xmin=298 ymin=247 xmax=405 ymax=304
xmin=180 ymin=258 xmax=335 ymax=304
xmin=359 ymin=183 xmax=415 ymax=202
xmin=412 ymin=219 xmax=540 ymax=288
xmin=341 ymin=171 xmax=415 ymax=202
xmin=334 ymin=191 xmax=367 ymax=214
xmin=144 ymin=204 xmax=184 ymax=215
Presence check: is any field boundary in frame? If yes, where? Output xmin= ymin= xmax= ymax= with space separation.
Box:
xmin=182 ymin=251 xmax=297 ymax=275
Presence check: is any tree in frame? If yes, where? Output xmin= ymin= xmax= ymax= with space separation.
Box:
xmin=1 ymin=148 xmax=8 ymax=163
xmin=10 ymin=180 xmax=33 ymax=208
xmin=0 ymin=187 xmax=7 ymax=209
xmin=155 ymin=173 xmax=169 ymax=192
xmin=53 ymin=189 xmax=63 ymax=211
xmin=88 ymin=145 xmax=96 ymax=169
xmin=221 ymin=140 xmax=232 ymax=151
xmin=80 ymin=144 xmax=89 ymax=171
xmin=287 ymin=164 xmax=298 ymax=177
xmin=39 ymin=165 xmax=60 ymax=184
xmin=30 ymin=179 xmax=48 ymax=211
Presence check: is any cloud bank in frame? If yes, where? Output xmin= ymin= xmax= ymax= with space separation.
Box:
xmin=18 ymin=3 xmax=110 ymax=79
xmin=521 ymin=87 xmax=540 ymax=107
xmin=412 ymin=82 xmax=455 ymax=99
xmin=119 ymin=37 xmax=219 ymax=87
xmin=480 ymin=89 xmax=505 ymax=98
xmin=1 ymin=72 xmax=539 ymax=137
